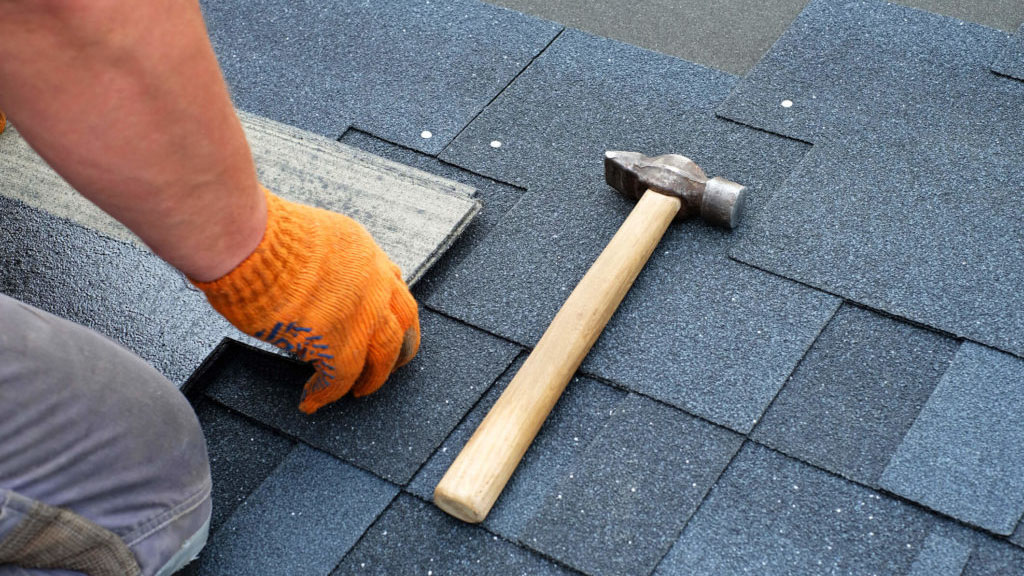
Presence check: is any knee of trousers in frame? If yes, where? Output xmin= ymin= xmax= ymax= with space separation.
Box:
xmin=0 ymin=296 xmax=211 ymax=556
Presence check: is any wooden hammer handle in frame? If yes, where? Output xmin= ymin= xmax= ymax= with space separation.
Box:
xmin=434 ymin=189 xmax=682 ymax=523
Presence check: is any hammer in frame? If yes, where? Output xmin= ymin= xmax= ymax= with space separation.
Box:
xmin=434 ymin=151 xmax=746 ymax=523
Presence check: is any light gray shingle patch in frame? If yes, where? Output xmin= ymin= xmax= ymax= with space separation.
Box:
xmin=332 ymin=494 xmax=576 ymax=576
xmin=657 ymin=443 xmax=937 ymax=576
xmin=430 ymin=29 xmax=836 ymax=433
xmin=205 ymin=312 xmax=521 ymax=484
xmin=0 ymin=116 xmax=481 ymax=287
xmin=908 ymin=532 xmax=973 ymax=576
xmin=880 ymin=342 xmax=1024 ymax=535
xmin=486 ymin=0 xmax=809 ymax=75
xmin=197 ymin=444 xmax=397 ymax=576
xmin=752 ymin=304 xmax=958 ymax=486
xmin=719 ymin=0 xmax=1024 ymax=357
xmin=200 ymin=0 xmax=561 ymax=153
xmin=519 ymin=394 xmax=743 ymax=576
xmin=408 ymin=357 xmax=628 ymax=540
xmin=339 ymin=129 xmax=526 ymax=302
xmin=992 ymin=25 xmax=1024 ymax=81
xmin=242 ymin=113 xmax=479 ymax=284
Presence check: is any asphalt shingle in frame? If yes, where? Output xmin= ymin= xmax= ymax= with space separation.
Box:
xmin=205 ymin=311 xmax=522 ymax=484
xmin=907 ymin=532 xmax=973 ymax=576
xmin=241 ymin=113 xmax=480 ymax=285
xmin=719 ymin=0 xmax=1024 ymax=357
xmin=192 ymin=400 xmax=295 ymax=535
xmin=200 ymin=0 xmax=562 ymax=153
xmin=332 ymin=494 xmax=577 ymax=576
xmin=993 ymin=25 xmax=1024 ymax=80
xmin=519 ymin=394 xmax=743 ymax=576
xmin=752 ymin=304 xmax=958 ymax=486
xmin=656 ymin=443 xmax=941 ymax=576
xmin=962 ymin=534 xmax=1024 ymax=576
xmin=408 ymin=358 xmax=629 ymax=540
xmin=0 ymin=115 xmax=480 ymax=287
xmin=429 ymin=29 xmax=838 ymax=433
xmin=0 ymin=196 xmax=236 ymax=387
xmin=488 ymin=0 xmax=1024 ymax=75
xmin=197 ymin=444 xmax=397 ymax=575
xmin=339 ymin=129 xmax=527 ymax=302
xmin=880 ymin=342 xmax=1024 ymax=535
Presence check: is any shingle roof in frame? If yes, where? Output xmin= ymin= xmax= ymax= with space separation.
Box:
xmin=3 ymin=0 xmax=1024 ymax=574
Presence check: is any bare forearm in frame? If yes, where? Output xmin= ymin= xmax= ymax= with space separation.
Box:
xmin=0 ymin=0 xmax=264 ymax=281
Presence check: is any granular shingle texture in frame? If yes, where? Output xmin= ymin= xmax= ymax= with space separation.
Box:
xmin=241 ymin=113 xmax=480 ymax=285
xmin=962 ymin=534 xmax=1024 ymax=576
xmin=907 ymin=532 xmax=972 ymax=576
xmin=717 ymin=0 xmax=1017 ymax=142
xmin=429 ymin=29 xmax=837 ymax=433
xmin=0 ymin=196 xmax=237 ymax=387
xmin=339 ymin=129 xmax=527 ymax=302
xmin=752 ymin=304 xmax=958 ymax=486
xmin=192 ymin=400 xmax=295 ymax=535
xmin=485 ymin=0 xmax=809 ymax=75
xmin=720 ymin=0 xmax=1024 ymax=357
xmin=519 ymin=395 xmax=743 ymax=576
xmin=880 ymin=342 xmax=1024 ymax=535
xmin=408 ymin=358 xmax=628 ymax=540
xmin=657 ymin=443 xmax=939 ymax=576
xmin=332 ymin=494 xmax=576 ymax=576
xmin=1012 ymin=522 xmax=1024 ymax=548
xmin=992 ymin=25 xmax=1024 ymax=80
xmin=197 ymin=444 xmax=397 ymax=575
xmin=200 ymin=0 xmax=561 ymax=153
xmin=205 ymin=311 xmax=521 ymax=484
xmin=488 ymin=0 xmax=1024 ymax=75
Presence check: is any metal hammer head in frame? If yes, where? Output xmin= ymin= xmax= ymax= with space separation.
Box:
xmin=604 ymin=151 xmax=746 ymax=228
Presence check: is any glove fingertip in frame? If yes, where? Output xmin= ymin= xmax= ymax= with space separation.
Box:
xmin=298 ymin=372 xmax=353 ymax=414
xmin=395 ymin=325 xmax=420 ymax=368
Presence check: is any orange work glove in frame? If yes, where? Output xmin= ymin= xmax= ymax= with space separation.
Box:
xmin=194 ymin=187 xmax=420 ymax=414
xmin=0 ymin=108 xmax=7 ymax=135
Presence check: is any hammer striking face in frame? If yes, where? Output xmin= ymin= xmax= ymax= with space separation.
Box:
xmin=604 ymin=150 xmax=746 ymax=228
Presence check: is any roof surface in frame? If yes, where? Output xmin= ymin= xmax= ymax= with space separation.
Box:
xmin=2 ymin=0 xmax=1023 ymax=574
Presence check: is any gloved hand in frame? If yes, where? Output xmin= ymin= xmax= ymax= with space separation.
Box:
xmin=0 ymin=108 xmax=7 ymax=134
xmin=194 ymin=187 xmax=420 ymax=414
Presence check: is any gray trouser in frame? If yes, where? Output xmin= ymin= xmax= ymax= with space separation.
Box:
xmin=0 ymin=294 xmax=212 ymax=575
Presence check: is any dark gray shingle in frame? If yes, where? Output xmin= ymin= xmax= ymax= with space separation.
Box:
xmin=880 ymin=342 xmax=1024 ymax=535
xmin=962 ymin=534 xmax=1024 ymax=576
xmin=519 ymin=394 xmax=743 ymax=576
xmin=657 ymin=443 xmax=940 ymax=576
xmin=0 ymin=196 xmax=236 ymax=387
xmin=992 ymin=25 xmax=1024 ymax=80
xmin=332 ymin=494 xmax=577 ymax=576
xmin=200 ymin=0 xmax=561 ymax=153
xmin=719 ymin=0 xmax=1024 ymax=357
xmin=429 ymin=29 xmax=838 ymax=433
xmin=338 ymin=130 xmax=527 ymax=302
xmin=197 ymin=444 xmax=397 ymax=575
xmin=408 ymin=357 xmax=629 ymax=541
xmin=192 ymin=400 xmax=295 ymax=535
xmin=752 ymin=304 xmax=958 ymax=486
xmin=907 ymin=532 xmax=972 ymax=576
xmin=205 ymin=312 xmax=521 ymax=484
